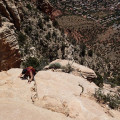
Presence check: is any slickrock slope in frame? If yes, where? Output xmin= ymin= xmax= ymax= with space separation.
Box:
xmin=0 ymin=69 xmax=72 ymax=120
xmin=0 ymin=102 xmax=72 ymax=120
xmin=0 ymin=67 xmax=119 ymax=120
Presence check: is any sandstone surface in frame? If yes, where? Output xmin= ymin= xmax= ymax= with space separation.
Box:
xmin=0 ymin=68 xmax=119 ymax=120
xmin=0 ymin=69 xmax=72 ymax=120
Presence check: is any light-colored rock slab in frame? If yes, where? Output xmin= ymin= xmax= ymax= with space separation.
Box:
xmin=34 ymin=71 xmax=119 ymax=120
xmin=0 ymin=100 xmax=72 ymax=120
xmin=0 ymin=68 xmax=120 ymax=120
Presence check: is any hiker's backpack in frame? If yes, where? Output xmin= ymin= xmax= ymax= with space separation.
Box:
xmin=26 ymin=66 xmax=36 ymax=75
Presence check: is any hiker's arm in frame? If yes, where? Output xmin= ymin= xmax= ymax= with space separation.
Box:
xmin=29 ymin=71 xmax=33 ymax=81
xmin=18 ymin=73 xmax=23 ymax=78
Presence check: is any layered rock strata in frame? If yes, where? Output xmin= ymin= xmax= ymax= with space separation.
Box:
xmin=0 ymin=22 xmax=21 ymax=71
xmin=44 ymin=59 xmax=97 ymax=80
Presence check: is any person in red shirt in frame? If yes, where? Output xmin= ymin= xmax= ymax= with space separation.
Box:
xmin=19 ymin=66 xmax=36 ymax=83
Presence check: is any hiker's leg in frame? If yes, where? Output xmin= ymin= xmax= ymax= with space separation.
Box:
xmin=33 ymin=75 xmax=35 ymax=81
xmin=28 ymin=75 xmax=31 ymax=82
xmin=28 ymin=75 xmax=35 ymax=83
xmin=28 ymin=75 xmax=33 ymax=83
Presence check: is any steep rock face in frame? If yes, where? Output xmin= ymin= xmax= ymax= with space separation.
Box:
xmin=0 ymin=22 xmax=21 ymax=71
xmin=0 ymin=0 xmax=11 ymax=21
xmin=0 ymin=0 xmax=20 ymax=30
xmin=16 ymin=1 xmax=74 ymax=63
xmin=0 ymin=68 xmax=119 ymax=120
xmin=0 ymin=0 xmax=21 ymax=71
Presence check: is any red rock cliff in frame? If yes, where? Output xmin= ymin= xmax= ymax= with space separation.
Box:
xmin=0 ymin=22 xmax=21 ymax=71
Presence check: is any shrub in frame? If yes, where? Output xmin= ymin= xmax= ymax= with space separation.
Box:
xmin=109 ymin=97 xmax=119 ymax=110
xmin=38 ymin=18 xmax=43 ymax=29
xmin=70 ymin=38 xmax=76 ymax=45
xmin=45 ymin=32 xmax=51 ymax=40
xmin=49 ymin=63 xmax=61 ymax=69
xmin=94 ymin=88 xmax=120 ymax=110
xmin=52 ymin=31 xmax=57 ymax=38
xmin=88 ymin=49 xmax=93 ymax=57
xmin=24 ymin=45 xmax=28 ymax=54
xmin=53 ymin=20 xmax=59 ymax=28
xmin=26 ymin=4 xmax=32 ymax=10
xmin=47 ymin=24 xmax=51 ymax=28
xmin=44 ymin=15 xmax=49 ymax=22
xmin=22 ymin=57 xmax=39 ymax=70
xmin=18 ymin=32 xmax=27 ymax=46
xmin=62 ymin=63 xmax=73 ymax=73
xmin=93 ymin=72 xmax=103 ymax=87
xmin=24 ymin=25 xmax=32 ymax=35
xmin=110 ymin=83 xmax=116 ymax=88
xmin=108 ymin=76 xmax=120 ymax=86
xmin=38 ymin=57 xmax=49 ymax=70
xmin=80 ymin=43 xmax=86 ymax=57
xmin=34 ymin=32 xmax=39 ymax=40
xmin=94 ymin=88 xmax=106 ymax=102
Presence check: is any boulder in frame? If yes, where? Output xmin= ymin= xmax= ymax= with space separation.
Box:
xmin=45 ymin=59 xmax=97 ymax=80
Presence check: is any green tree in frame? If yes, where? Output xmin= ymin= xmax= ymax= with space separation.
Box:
xmin=23 ymin=57 xmax=39 ymax=70
xmin=18 ymin=32 xmax=27 ymax=46
xmin=38 ymin=18 xmax=43 ymax=29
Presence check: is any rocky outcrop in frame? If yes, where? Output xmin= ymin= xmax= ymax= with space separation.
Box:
xmin=45 ymin=59 xmax=97 ymax=80
xmin=0 ymin=22 xmax=21 ymax=71
xmin=0 ymin=0 xmax=21 ymax=71
xmin=0 ymin=0 xmax=20 ymax=30
xmin=0 ymin=68 xmax=119 ymax=120
xmin=0 ymin=0 xmax=11 ymax=21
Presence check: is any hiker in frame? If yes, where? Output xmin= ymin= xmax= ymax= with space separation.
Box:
xmin=18 ymin=66 xmax=36 ymax=83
